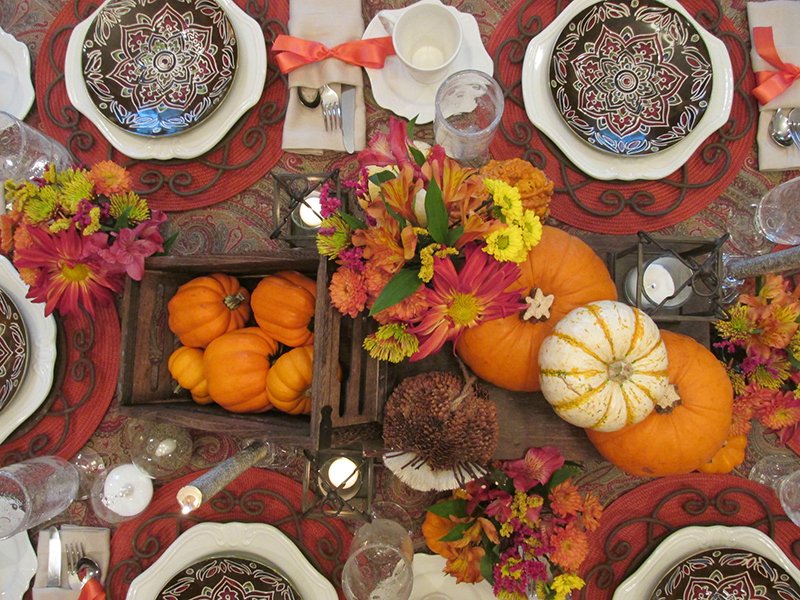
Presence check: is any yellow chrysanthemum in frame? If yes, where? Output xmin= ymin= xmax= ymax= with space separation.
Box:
xmin=362 ymin=323 xmax=419 ymax=362
xmin=316 ymin=214 xmax=352 ymax=257
xmin=59 ymin=172 xmax=95 ymax=214
xmin=485 ymin=178 xmax=524 ymax=222
xmin=484 ymin=225 xmax=527 ymax=263
xmin=552 ymin=573 xmax=585 ymax=600
xmin=23 ymin=189 xmax=59 ymax=224
xmin=518 ymin=210 xmax=542 ymax=249
xmin=715 ymin=304 xmax=757 ymax=343
xmin=109 ymin=191 xmax=150 ymax=223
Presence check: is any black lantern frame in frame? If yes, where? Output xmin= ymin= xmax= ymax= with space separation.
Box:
xmin=269 ymin=170 xmax=342 ymax=247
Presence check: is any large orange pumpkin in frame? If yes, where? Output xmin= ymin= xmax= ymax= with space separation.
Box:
xmin=168 ymin=273 xmax=251 ymax=348
xmin=456 ymin=226 xmax=618 ymax=391
xmin=167 ymin=346 xmax=212 ymax=404
xmin=586 ymin=330 xmax=734 ymax=477
xmin=251 ymin=271 xmax=316 ymax=347
xmin=203 ymin=327 xmax=279 ymax=413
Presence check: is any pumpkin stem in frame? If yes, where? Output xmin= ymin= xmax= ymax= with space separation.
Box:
xmin=607 ymin=360 xmax=634 ymax=384
xmin=451 ymin=357 xmax=478 ymax=411
xmin=655 ymin=384 xmax=682 ymax=413
xmin=223 ymin=291 xmax=247 ymax=311
xmin=521 ymin=288 xmax=555 ymax=322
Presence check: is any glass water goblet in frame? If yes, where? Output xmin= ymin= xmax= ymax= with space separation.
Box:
xmin=749 ymin=455 xmax=800 ymax=526
xmin=342 ymin=543 xmax=413 ymax=600
xmin=0 ymin=111 xmax=72 ymax=182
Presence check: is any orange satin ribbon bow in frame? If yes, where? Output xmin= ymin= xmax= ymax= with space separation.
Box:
xmin=752 ymin=26 xmax=800 ymax=105
xmin=273 ymin=35 xmax=396 ymax=74
xmin=78 ymin=577 xmax=106 ymax=600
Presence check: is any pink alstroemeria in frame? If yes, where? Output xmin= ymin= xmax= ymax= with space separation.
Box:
xmin=100 ymin=228 xmax=162 ymax=280
xmin=357 ymin=116 xmax=415 ymax=168
xmin=407 ymin=243 xmax=525 ymax=360
xmin=502 ymin=446 xmax=565 ymax=492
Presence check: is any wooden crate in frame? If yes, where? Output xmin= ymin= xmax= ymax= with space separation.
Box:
xmin=117 ymin=250 xmax=381 ymax=446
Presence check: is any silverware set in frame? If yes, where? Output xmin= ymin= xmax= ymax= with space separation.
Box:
xmin=320 ymin=84 xmax=341 ymax=132
xmin=298 ymin=83 xmax=355 ymax=153
xmin=769 ymin=107 xmax=800 ymax=148
xmin=44 ymin=526 xmax=103 ymax=590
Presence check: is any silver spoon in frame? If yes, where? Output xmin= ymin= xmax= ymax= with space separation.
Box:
xmin=770 ymin=108 xmax=794 ymax=147
xmin=789 ymin=107 xmax=800 ymax=149
xmin=76 ymin=556 xmax=101 ymax=587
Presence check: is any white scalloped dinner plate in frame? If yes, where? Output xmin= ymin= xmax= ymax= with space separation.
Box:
xmin=64 ymin=0 xmax=266 ymax=160
xmin=125 ymin=522 xmax=338 ymax=600
xmin=0 ymin=256 xmax=57 ymax=445
xmin=613 ymin=525 xmax=800 ymax=600
xmin=0 ymin=532 xmax=37 ymax=600
xmin=363 ymin=0 xmax=493 ymax=125
xmin=0 ymin=28 xmax=35 ymax=119
xmin=521 ymin=0 xmax=734 ymax=181
xmin=411 ymin=553 xmax=495 ymax=600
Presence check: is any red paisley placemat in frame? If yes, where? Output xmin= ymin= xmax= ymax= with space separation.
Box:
xmin=108 ymin=468 xmax=353 ymax=600
xmin=35 ymin=0 xmax=288 ymax=212
xmin=577 ymin=473 xmax=800 ymax=599
xmin=487 ymin=0 xmax=756 ymax=234
xmin=0 ymin=303 xmax=120 ymax=464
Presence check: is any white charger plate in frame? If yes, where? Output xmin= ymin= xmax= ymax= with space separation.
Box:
xmin=64 ymin=0 xmax=266 ymax=160
xmin=411 ymin=553 xmax=495 ymax=600
xmin=0 ymin=28 xmax=35 ymax=119
xmin=363 ymin=0 xmax=493 ymax=125
xmin=521 ymin=0 xmax=734 ymax=181
xmin=0 ymin=256 xmax=57 ymax=445
xmin=126 ymin=522 xmax=338 ymax=600
xmin=0 ymin=531 xmax=37 ymax=600
xmin=613 ymin=525 xmax=800 ymax=600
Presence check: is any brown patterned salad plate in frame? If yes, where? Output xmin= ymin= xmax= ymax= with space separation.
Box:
xmin=82 ymin=0 xmax=237 ymax=137
xmin=0 ymin=288 xmax=28 ymax=413
xmin=157 ymin=556 xmax=301 ymax=600
xmin=650 ymin=548 xmax=800 ymax=600
xmin=549 ymin=0 xmax=713 ymax=156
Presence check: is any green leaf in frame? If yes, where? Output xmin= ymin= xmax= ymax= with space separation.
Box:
xmin=369 ymin=171 xmax=396 ymax=186
xmin=480 ymin=553 xmax=495 ymax=585
xmin=789 ymin=352 xmax=800 ymax=371
xmin=409 ymin=145 xmax=426 ymax=167
xmin=160 ymin=232 xmax=179 ymax=255
xmin=425 ymin=178 xmax=448 ymax=244
xmin=382 ymin=199 xmax=407 ymax=230
xmin=339 ymin=212 xmax=368 ymax=231
xmin=369 ymin=268 xmax=422 ymax=316
xmin=113 ymin=206 xmax=131 ymax=232
xmin=426 ymin=498 xmax=468 ymax=518
xmin=445 ymin=225 xmax=464 ymax=248
xmin=406 ymin=116 xmax=418 ymax=140
xmin=546 ymin=464 xmax=583 ymax=491
xmin=438 ymin=522 xmax=471 ymax=542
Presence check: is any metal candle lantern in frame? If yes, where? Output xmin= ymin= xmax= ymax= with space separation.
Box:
xmin=611 ymin=232 xmax=729 ymax=322
xmin=301 ymin=406 xmax=374 ymax=520
xmin=270 ymin=170 xmax=342 ymax=247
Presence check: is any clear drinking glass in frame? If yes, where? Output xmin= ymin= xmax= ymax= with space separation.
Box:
xmin=0 ymin=456 xmax=80 ymax=540
xmin=0 ymin=111 xmax=73 ymax=182
xmin=754 ymin=175 xmax=800 ymax=245
xmin=342 ymin=543 xmax=413 ymax=600
xmin=433 ymin=70 xmax=504 ymax=168
xmin=749 ymin=456 xmax=800 ymax=526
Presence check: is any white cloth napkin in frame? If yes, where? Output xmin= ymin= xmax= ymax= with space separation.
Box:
xmin=32 ymin=525 xmax=110 ymax=600
xmin=747 ymin=1 xmax=800 ymax=170
xmin=281 ymin=0 xmax=367 ymax=154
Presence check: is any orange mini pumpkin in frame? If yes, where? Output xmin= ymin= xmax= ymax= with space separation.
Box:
xmin=266 ymin=346 xmax=315 ymax=415
xmin=203 ymin=327 xmax=279 ymax=413
xmin=586 ymin=330 xmax=734 ymax=477
xmin=168 ymin=273 xmax=251 ymax=348
xmin=696 ymin=434 xmax=748 ymax=474
xmin=251 ymin=271 xmax=316 ymax=347
xmin=167 ymin=346 xmax=211 ymax=404
xmin=456 ymin=226 xmax=618 ymax=392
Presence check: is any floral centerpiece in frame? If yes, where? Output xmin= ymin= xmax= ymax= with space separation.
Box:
xmin=714 ymin=272 xmax=800 ymax=445
xmin=315 ymin=117 xmax=554 ymax=363
xmin=1 ymin=161 xmax=171 ymax=317
xmin=422 ymin=446 xmax=602 ymax=600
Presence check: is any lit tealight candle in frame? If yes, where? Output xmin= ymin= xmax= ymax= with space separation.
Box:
xmin=297 ymin=191 xmax=323 ymax=228
xmin=320 ymin=456 xmax=361 ymax=499
xmin=101 ymin=464 xmax=153 ymax=518
xmin=625 ymin=256 xmax=694 ymax=309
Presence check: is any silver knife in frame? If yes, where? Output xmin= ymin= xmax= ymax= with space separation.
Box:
xmin=46 ymin=526 xmax=61 ymax=587
xmin=341 ymin=84 xmax=356 ymax=154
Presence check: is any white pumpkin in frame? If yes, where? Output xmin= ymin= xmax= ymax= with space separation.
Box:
xmin=538 ymin=300 xmax=669 ymax=432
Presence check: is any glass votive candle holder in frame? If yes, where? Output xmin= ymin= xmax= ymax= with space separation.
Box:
xmin=625 ymin=256 xmax=693 ymax=310
xmin=291 ymin=190 xmax=323 ymax=230
xmin=318 ymin=456 xmax=362 ymax=500
xmin=90 ymin=463 xmax=153 ymax=523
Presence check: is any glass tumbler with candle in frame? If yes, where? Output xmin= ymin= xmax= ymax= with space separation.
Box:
xmin=0 ymin=456 xmax=80 ymax=540
xmin=434 ymin=70 xmax=504 ymax=168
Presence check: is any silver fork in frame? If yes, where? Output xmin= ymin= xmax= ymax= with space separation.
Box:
xmin=320 ymin=84 xmax=341 ymax=132
xmin=65 ymin=542 xmax=84 ymax=590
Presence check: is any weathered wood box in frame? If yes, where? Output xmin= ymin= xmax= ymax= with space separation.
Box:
xmin=117 ymin=250 xmax=383 ymax=446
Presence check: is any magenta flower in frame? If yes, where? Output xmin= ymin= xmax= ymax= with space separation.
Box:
xmin=99 ymin=227 xmax=162 ymax=280
xmin=357 ymin=116 xmax=414 ymax=168
xmin=502 ymin=446 xmax=565 ymax=492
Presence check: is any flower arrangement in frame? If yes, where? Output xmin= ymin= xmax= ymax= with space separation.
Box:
xmin=422 ymin=446 xmax=602 ymax=600
xmin=1 ymin=161 xmax=171 ymax=317
xmin=316 ymin=117 xmax=554 ymax=363
xmin=714 ymin=273 xmax=800 ymax=445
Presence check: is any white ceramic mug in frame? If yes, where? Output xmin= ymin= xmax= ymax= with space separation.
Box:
xmin=378 ymin=1 xmax=463 ymax=85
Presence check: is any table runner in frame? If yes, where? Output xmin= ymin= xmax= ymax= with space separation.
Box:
xmin=487 ymin=0 xmax=757 ymax=234
xmin=108 ymin=467 xmax=353 ymax=600
xmin=35 ymin=0 xmax=289 ymax=212
xmin=0 ymin=303 xmax=119 ymax=464
xmin=577 ymin=472 xmax=800 ymax=599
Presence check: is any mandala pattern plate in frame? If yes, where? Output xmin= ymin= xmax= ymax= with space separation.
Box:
xmin=0 ymin=288 xmax=28 ymax=414
xmin=651 ymin=548 xmax=800 ymax=600
xmin=158 ymin=556 xmax=300 ymax=600
xmin=549 ymin=0 xmax=713 ymax=156
xmin=82 ymin=0 xmax=237 ymax=137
